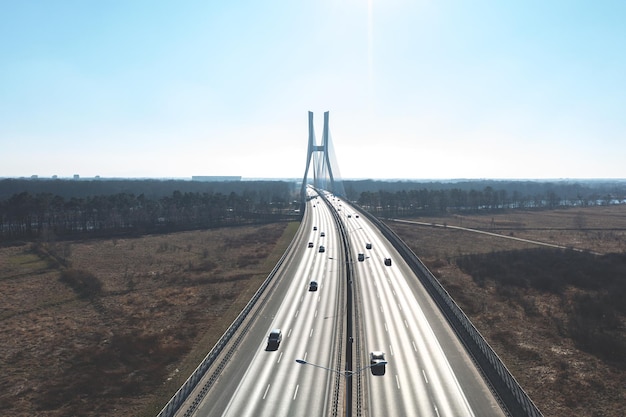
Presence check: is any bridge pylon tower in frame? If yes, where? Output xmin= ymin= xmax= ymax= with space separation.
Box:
xmin=300 ymin=111 xmax=339 ymax=200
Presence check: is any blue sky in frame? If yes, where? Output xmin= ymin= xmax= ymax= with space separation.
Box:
xmin=1 ymin=1 xmax=625 ymax=180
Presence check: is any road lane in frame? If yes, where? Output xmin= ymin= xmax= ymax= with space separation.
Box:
xmin=187 ymin=189 xmax=345 ymax=417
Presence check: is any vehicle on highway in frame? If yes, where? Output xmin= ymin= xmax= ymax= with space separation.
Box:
xmin=308 ymin=242 xmax=314 ymax=248
xmin=347 ymin=214 xmax=351 ymax=218
xmin=313 ymin=226 xmax=317 ymax=231
xmin=309 ymin=280 xmax=318 ymax=291
xmin=319 ymin=245 xmax=326 ymax=253
xmin=370 ymin=351 xmax=386 ymax=375
xmin=358 ymin=253 xmax=365 ymax=262
xmin=366 ymin=242 xmax=372 ymax=249
xmin=384 ymin=258 xmax=392 ymax=266
xmin=355 ymin=214 xmax=359 ymax=218
xmin=267 ymin=329 xmax=282 ymax=350
xmin=320 ymin=232 xmax=325 ymax=237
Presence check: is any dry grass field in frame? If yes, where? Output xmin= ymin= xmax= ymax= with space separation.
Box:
xmin=387 ymin=204 xmax=626 ymax=417
xmin=0 ymin=222 xmax=297 ymax=417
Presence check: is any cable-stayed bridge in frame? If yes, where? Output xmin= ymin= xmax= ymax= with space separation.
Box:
xmin=301 ymin=111 xmax=345 ymax=200
xmin=160 ymin=113 xmax=541 ymax=417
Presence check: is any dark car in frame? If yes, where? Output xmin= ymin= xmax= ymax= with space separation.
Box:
xmin=384 ymin=258 xmax=392 ymax=266
xmin=319 ymin=245 xmax=326 ymax=253
xmin=313 ymin=226 xmax=317 ymax=231
xmin=309 ymin=280 xmax=318 ymax=291
xmin=366 ymin=242 xmax=372 ymax=250
xmin=308 ymin=242 xmax=314 ymax=248
xmin=370 ymin=351 xmax=386 ymax=375
xmin=320 ymin=232 xmax=325 ymax=237
xmin=358 ymin=253 xmax=365 ymax=262
xmin=267 ymin=329 xmax=282 ymax=350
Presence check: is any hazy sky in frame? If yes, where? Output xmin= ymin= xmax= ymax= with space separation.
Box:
xmin=1 ymin=1 xmax=625 ymax=180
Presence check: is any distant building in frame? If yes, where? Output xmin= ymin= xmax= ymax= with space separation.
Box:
xmin=73 ymin=174 xmax=80 ymax=180
xmin=192 ymin=176 xmax=241 ymax=182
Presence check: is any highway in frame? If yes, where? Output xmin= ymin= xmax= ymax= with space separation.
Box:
xmin=330 ymin=195 xmax=505 ymax=417
xmin=182 ymin=189 xmax=346 ymax=416
xmin=176 ymin=189 xmax=506 ymax=417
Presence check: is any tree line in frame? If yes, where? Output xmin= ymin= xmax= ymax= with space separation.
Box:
xmin=344 ymin=180 xmax=626 ymax=216
xmin=0 ymin=178 xmax=295 ymax=200
xmin=4 ymin=178 xmax=626 ymax=241
xmin=0 ymin=180 xmax=299 ymax=242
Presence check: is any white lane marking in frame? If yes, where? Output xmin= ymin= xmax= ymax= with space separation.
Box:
xmin=293 ymin=384 xmax=299 ymax=400
xmin=384 ymin=322 xmax=388 ymax=333
xmin=303 ymin=351 xmax=308 ymax=361
xmin=392 ymin=290 xmax=396 ymax=296
xmin=389 ymin=344 xmax=394 ymax=356
xmin=434 ymin=404 xmax=441 ymax=417
xmin=288 ymin=328 xmax=292 ymax=338
xmin=380 ymin=305 xmax=384 ymax=313
xmin=422 ymin=369 xmax=429 ymax=384
xmin=295 ymin=310 xmax=299 ymax=318
xmin=310 ymin=328 xmax=314 ymax=338
xmin=277 ymin=351 xmax=283 ymax=363
xmin=263 ymin=384 xmax=270 ymax=399
xmin=404 ymin=319 xmax=408 ymax=328
xmin=398 ymin=303 xmax=402 ymax=311
xmin=300 ymin=295 xmax=303 ymax=303
xmin=395 ymin=375 xmax=401 ymax=389
xmin=315 ymin=309 xmax=318 ymax=318
xmin=412 ymin=340 xmax=417 ymax=352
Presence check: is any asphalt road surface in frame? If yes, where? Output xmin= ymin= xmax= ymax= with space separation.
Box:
xmin=178 ymin=189 xmax=506 ymax=417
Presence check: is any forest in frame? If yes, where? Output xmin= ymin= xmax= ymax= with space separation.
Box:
xmin=3 ymin=178 xmax=626 ymax=242
xmin=0 ymin=179 xmax=298 ymax=241
xmin=344 ymin=179 xmax=626 ymax=216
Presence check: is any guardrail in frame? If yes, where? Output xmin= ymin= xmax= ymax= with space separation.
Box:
xmin=156 ymin=224 xmax=301 ymax=417
xmin=354 ymin=207 xmax=543 ymax=417
xmin=319 ymin=191 xmax=353 ymax=417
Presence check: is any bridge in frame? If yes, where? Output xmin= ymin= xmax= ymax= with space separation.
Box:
xmin=157 ymin=113 xmax=542 ymax=417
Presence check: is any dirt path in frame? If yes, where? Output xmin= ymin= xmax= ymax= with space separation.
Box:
xmin=389 ymin=218 xmax=603 ymax=255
